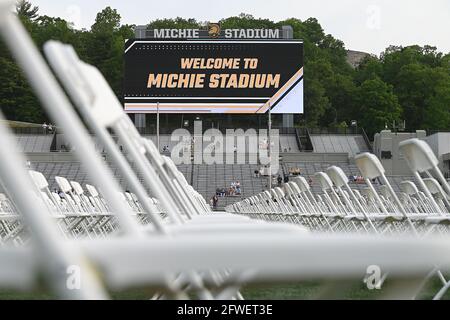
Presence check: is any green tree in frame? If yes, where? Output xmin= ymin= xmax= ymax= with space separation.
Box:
xmin=304 ymin=79 xmax=329 ymax=126
xmin=15 ymin=0 xmax=39 ymax=21
xmin=221 ymin=13 xmax=276 ymax=29
xmin=91 ymin=7 xmax=121 ymax=33
xmin=148 ymin=17 xmax=200 ymax=29
xmin=356 ymin=77 xmax=402 ymax=137
xmin=85 ymin=7 xmax=134 ymax=98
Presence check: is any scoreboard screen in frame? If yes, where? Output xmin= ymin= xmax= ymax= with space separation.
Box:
xmin=124 ymin=40 xmax=303 ymax=114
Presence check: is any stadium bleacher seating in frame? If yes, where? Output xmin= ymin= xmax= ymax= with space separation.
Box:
xmin=309 ymin=134 xmax=369 ymax=157
xmin=14 ymin=134 xmax=54 ymax=152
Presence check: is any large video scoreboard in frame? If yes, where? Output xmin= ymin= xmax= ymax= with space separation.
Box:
xmin=124 ymin=29 xmax=303 ymax=114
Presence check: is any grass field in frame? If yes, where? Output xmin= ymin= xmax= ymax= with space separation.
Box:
xmin=1 ymin=277 xmax=449 ymax=300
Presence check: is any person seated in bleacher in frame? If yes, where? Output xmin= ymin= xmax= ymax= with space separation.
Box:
xmin=211 ymin=195 xmax=218 ymax=209
xmin=235 ymin=181 xmax=241 ymax=195
xmin=277 ymin=175 xmax=283 ymax=186
xmin=216 ymin=188 xmax=226 ymax=197
xmin=355 ymin=176 xmax=365 ymax=184
xmin=42 ymin=122 xmax=48 ymax=134
xmin=57 ymin=190 xmax=66 ymax=199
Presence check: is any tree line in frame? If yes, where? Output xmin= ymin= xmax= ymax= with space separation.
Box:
xmin=1 ymin=1 xmax=449 ymax=138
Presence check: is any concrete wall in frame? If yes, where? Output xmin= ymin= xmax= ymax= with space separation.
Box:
xmin=281 ymin=152 xmax=349 ymax=163
xmin=373 ymin=130 xmax=426 ymax=175
xmin=425 ymin=133 xmax=450 ymax=161
xmin=25 ymin=152 xmax=78 ymax=162
xmin=424 ymin=133 xmax=450 ymax=174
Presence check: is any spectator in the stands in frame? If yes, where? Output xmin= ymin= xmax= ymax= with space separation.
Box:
xmin=284 ymin=176 xmax=289 ymax=183
xmin=211 ymin=195 xmax=218 ymax=209
xmin=308 ymin=178 xmax=313 ymax=187
xmin=48 ymin=124 xmax=53 ymax=133
xmin=254 ymin=169 xmax=260 ymax=178
xmin=235 ymin=181 xmax=241 ymax=195
xmin=216 ymin=188 xmax=226 ymax=197
xmin=277 ymin=175 xmax=283 ymax=186
xmin=42 ymin=122 xmax=48 ymax=134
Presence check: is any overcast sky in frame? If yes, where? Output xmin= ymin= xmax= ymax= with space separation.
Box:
xmin=30 ymin=0 xmax=450 ymax=55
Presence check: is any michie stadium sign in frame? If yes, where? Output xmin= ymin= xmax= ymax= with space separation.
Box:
xmin=124 ymin=25 xmax=304 ymax=114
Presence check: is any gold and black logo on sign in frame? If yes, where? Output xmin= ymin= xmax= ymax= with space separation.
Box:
xmin=208 ymin=23 xmax=221 ymax=38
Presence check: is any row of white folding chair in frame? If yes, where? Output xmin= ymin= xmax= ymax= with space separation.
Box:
xmin=30 ymin=171 xmax=170 ymax=238
xmin=0 ymin=193 xmax=26 ymax=245
xmin=229 ymin=146 xmax=450 ymax=237
xmin=227 ymin=140 xmax=450 ymax=298
xmin=229 ymin=180 xmax=369 ymax=233
xmin=0 ymin=193 xmax=15 ymax=214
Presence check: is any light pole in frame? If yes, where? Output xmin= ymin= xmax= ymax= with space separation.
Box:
xmin=268 ymin=103 xmax=272 ymax=191
xmin=157 ymin=102 xmax=160 ymax=152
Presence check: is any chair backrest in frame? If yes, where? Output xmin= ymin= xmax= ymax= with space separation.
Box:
xmin=55 ymin=176 xmax=72 ymax=193
xmin=292 ymin=176 xmax=310 ymax=192
xmin=270 ymin=189 xmax=278 ymax=199
xmin=44 ymin=42 xmax=124 ymax=128
xmin=29 ymin=170 xmax=49 ymax=190
xmin=400 ymin=181 xmax=420 ymax=196
xmin=355 ymin=153 xmax=385 ymax=180
xmin=378 ymin=185 xmax=391 ymax=199
xmin=399 ymin=139 xmax=438 ymax=173
xmin=275 ymin=187 xmax=285 ymax=199
xmin=263 ymin=191 xmax=272 ymax=200
xmin=314 ymin=172 xmax=334 ymax=191
xmin=362 ymin=188 xmax=376 ymax=201
xmin=423 ymin=178 xmax=445 ymax=196
xmin=85 ymin=184 xmax=99 ymax=198
xmin=283 ymin=183 xmax=294 ymax=196
xmin=288 ymin=182 xmax=302 ymax=195
xmin=326 ymin=166 xmax=349 ymax=188
xmin=70 ymin=181 xmax=84 ymax=196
